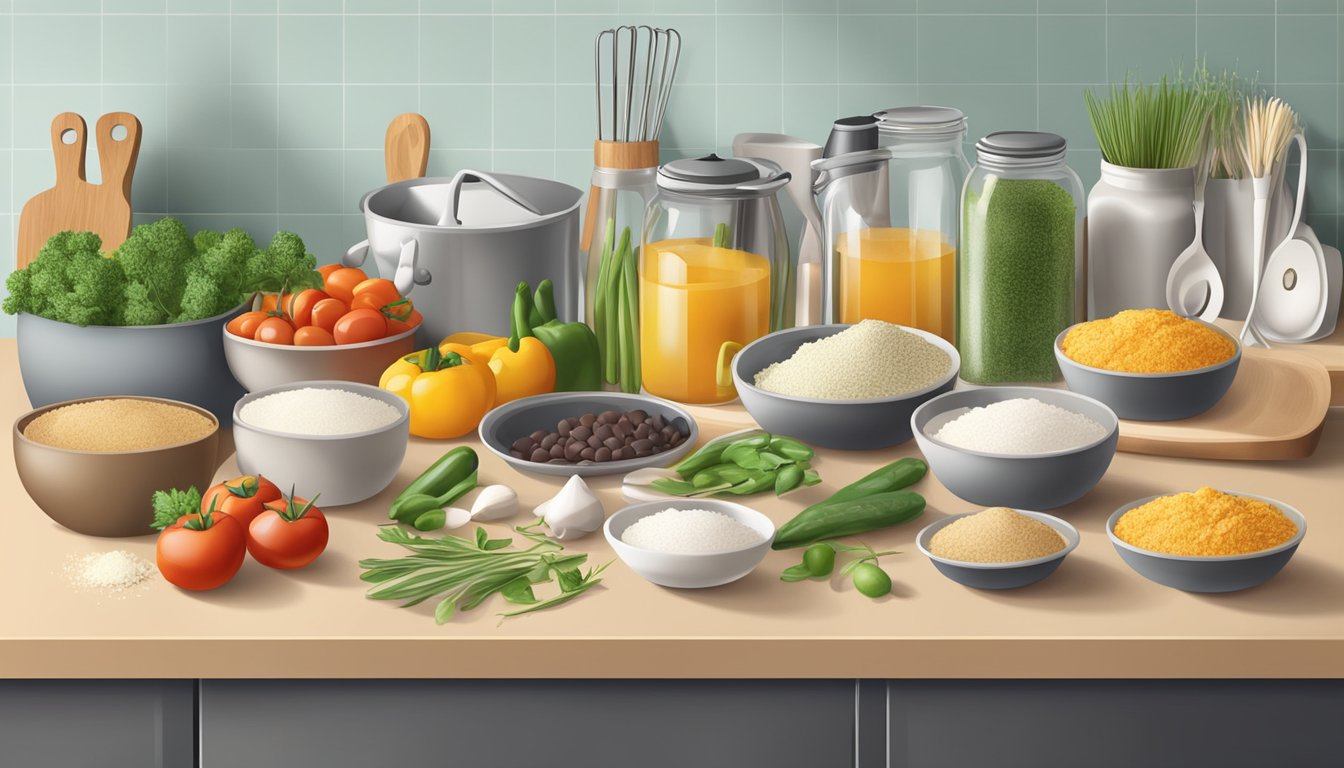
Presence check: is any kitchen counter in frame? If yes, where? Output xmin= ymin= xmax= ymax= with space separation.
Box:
xmin=3 ymin=339 xmax=1343 ymax=680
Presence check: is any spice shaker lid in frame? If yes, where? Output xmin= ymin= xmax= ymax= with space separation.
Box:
xmin=822 ymin=116 xmax=880 ymax=159
xmin=657 ymin=154 xmax=789 ymax=196
xmin=975 ymin=131 xmax=1067 ymax=162
xmin=873 ymin=106 xmax=967 ymax=137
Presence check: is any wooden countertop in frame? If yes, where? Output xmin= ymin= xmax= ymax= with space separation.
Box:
xmin=3 ymin=339 xmax=1343 ymax=680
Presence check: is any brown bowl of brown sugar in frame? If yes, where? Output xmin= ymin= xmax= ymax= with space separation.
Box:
xmin=14 ymin=396 xmax=220 ymax=537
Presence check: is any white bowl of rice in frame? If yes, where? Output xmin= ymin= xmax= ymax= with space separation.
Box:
xmin=731 ymin=321 xmax=960 ymax=450
xmin=604 ymin=499 xmax=775 ymax=589
xmin=232 ymin=381 xmax=410 ymax=506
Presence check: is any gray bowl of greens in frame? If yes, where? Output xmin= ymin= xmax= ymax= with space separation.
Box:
xmin=4 ymin=220 xmax=322 ymax=423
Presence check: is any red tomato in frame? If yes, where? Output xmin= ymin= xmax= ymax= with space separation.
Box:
xmin=200 ymin=475 xmax=282 ymax=529
xmin=249 ymin=496 xmax=329 ymax=570
xmin=351 ymin=278 xmax=401 ymax=306
xmin=293 ymin=325 xmax=336 ymax=346
xmin=310 ymin=298 xmax=348 ymax=334
xmin=317 ymin=263 xmax=343 ymax=283
xmin=226 ymin=310 xmax=269 ymax=340
xmin=323 ymin=267 xmax=368 ymax=305
xmin=156 ymin=508 xmax=247 ymax=591
xmin=255 ymin=316 xmax=295 ymax=345
xmin=286 ymin=289 xmax=329 ymax=328
xmin=333 ymin=308 xmax=388 ymax=345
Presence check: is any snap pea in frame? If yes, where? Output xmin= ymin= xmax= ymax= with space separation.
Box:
xmin=413 ymin=509 xmax=447 ymax=531
xmin=389 ymin=471 xmax=478 ymax=525
xmin=769 ymin=436 xmax=814 ymax=462
xmin=395 ymin=447 xmax=478 ymax=506
xmin=774 ymin=463 xmax=804 ymax=495
xmin=772 ymin=491 xmax=926 ymax=550
xmin=671 ymin=431 xmax=767 ymax=477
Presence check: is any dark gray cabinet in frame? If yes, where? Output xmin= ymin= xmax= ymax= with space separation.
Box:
xmin=0 ymin=680 xmax=195 ymax=768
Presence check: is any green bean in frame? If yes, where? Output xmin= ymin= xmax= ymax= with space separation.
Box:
xmin=593 ymin=218 xmax=615 ymax=376
xmin=620 ymin=232 xmax=641 ymax=393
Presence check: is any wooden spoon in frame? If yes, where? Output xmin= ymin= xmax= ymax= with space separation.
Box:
xmin=384 ymin=113 xmax=430 ymax=183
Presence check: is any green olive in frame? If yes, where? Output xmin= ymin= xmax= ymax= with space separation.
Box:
xmin=802 ymin=543 xmax=835 ymax=577
xmin=852 ymin=562 xmax=892 ymax=598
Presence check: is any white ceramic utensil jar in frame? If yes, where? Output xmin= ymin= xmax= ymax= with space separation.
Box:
xmin=1087 ymin=162 xmax=1194 ymax=319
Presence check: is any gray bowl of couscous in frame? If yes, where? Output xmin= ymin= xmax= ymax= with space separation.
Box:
xmin=731 ymin=322 xmax=960 ymax=451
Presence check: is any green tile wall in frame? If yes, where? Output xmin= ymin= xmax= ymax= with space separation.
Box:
xmin=2 ymin=0 xmax=1342 ymax=339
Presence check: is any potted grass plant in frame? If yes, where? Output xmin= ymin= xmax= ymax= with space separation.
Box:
xmin=1084 ymin=72 xmax=1215 ymax=318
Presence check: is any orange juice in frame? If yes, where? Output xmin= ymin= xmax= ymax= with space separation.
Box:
xmin=836 ymin=227 xmax=955 ymax=341
xmin=640 ymin=238 xmax=771 ymax=404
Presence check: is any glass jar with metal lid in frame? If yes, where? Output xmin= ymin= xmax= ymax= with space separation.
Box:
xmin=814 ymin=108 xmax=968 ymax=341
xmin=959 ymin=131 xmax=1084 ymax=384
xmin=640 ymin=154 xmax=794 ymax=404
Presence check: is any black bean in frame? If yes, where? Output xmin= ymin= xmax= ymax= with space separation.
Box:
xmin=599 ymin=410 xmax=622 ymax=424
xmin=570 ymin=425 xmax=592 ymax=441
xmin=650 ymin=414 xmax=666 ymax=430
xmin=529 ymin=448 xmax=550 ymax=463
xmin=669 ymin=431 xmax=684 ymax=447
xmin=594 ymin=424 xmax=614 ymax=441
xmin=594 ymin=447 xmax=612 ymax=462
xmin=530 ymin=430 xmax=547 ymax=442
xmin=631 ymin=438 xmax=654 ymax=456
xmin=540 ymin=434 xmax=559 ymax=450
xmin=580 ymin=446 xmax=596 ymax=461
xmin=549 ymin=443 xmax=566 ymax=459
xmin=511 ymin=436 xmax=535 ymax=454
xmin=629 ymin=409 xmax=647 ymax=424
xmin=564 ymin=442 xmax=584 ymax=461
xmin=587 ymin=434 xmax=602 ymax=449
xmin=634 ymin=422 xmax=652 ymax=440
xmin=650 ymin=431 xmax=665 ymax=446
xmin=603 ymin=436 xmax=623 ymax=451
xmin=611 ymin=447 xmax=630 ymax=461
xmin=579 ymin=413 xmax=596 ymax=427
xmin=557 ymin=420 xmax=571 ymax=437
xmin=611 ymin=421 xmax=629 ymax=439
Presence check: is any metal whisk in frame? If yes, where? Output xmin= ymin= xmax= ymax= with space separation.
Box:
xmin=594 ymin=25 xmax=680 ymax=143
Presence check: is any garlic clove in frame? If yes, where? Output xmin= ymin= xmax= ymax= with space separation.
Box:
xmin=469 ymin=484 xmax=519 ymax=522
xmin=535 ymin=474 xmax=604 ymax=541
xmin=443 ymin=507 xmax=474 ymax=530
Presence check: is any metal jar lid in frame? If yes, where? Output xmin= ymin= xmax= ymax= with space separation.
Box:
xmin=873 ymin=106 xmax=967 ymax=138
xmin=974 ymin=131 xmax=1068 ymax=164
xmin=656 ymin=154 xmax=789 ymax=196
xmin=822 ymin=115 xmax=880 ymax=159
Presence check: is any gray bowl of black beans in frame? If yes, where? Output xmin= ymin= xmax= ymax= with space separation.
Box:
xmin=478 ymin=391 xmax=700 ymax=478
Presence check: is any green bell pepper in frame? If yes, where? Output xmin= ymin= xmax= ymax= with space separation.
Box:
xmin=525 ymin=279 xmax=602 ymax=392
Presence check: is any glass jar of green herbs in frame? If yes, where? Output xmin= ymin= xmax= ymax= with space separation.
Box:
xmin=959 ymin=132 xmax=1084 ymax=384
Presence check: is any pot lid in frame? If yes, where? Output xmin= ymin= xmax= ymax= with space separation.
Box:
xmin=362 ymin=170 xmax=582 ymax=231
xmin=873 ymin=106 xmax=967 ymax=136
xmin=822 ymin=115 xmax=879 ymax=159
xmin=975 ymin=131 xmax=1067 ymax=161
xmin=657 ymin=154 xmax=789 ymax=195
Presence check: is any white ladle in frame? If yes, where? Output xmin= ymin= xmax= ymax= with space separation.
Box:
xmin=1240 ymin=173 xmax=1276 ymax=348
xmin=1165 ymin=172 xmax=1224 ymax=320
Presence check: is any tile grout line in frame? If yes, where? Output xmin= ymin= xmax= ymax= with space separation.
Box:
xmin=341 ymin=0 xmax=347 ymax=237
xmin=274 ymin=0 xmax=279 ymax=237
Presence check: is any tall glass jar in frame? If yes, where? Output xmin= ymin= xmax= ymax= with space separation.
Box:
xmin=959 ymin=131 xmax=1084 ymax=384
xmin=641 ymin=155 xmax=793 ymax=405
xmin=818 ymin=108 xmax=968 ymax=342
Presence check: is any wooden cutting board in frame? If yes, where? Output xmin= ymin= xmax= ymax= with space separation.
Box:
xmin=1214 ymin=313 xmax=1344 ymax=407
xmin=17 ymin=112 xmax=141 ymax=267
xmin=1117 ymin=348 xmax=1331 ymax=461
xmin=384 ymin=113 xmax=430 ymax=183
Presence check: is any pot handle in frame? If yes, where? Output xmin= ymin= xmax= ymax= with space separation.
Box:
xmin=392 ymin=239 xmax=432 ymax=296
xmin=437 ymin=169 xmax=542 ymax=227
xmin=343 ymin=240 xmax=370 ymax=268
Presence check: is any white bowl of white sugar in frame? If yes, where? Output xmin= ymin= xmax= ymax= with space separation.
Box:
xmin=732 ymin=322 xmax=960 ymax=450
xmin=233 ymin=381 xmax=410 ymax=506
xmin=911 ymin=387 xmax=1119 ymax=510
xmin=605 ymin=499 xmax=775 ymax=589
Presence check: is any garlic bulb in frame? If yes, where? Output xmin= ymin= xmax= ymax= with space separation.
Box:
xmin=535 ymin=475 xmax=604 ymax=540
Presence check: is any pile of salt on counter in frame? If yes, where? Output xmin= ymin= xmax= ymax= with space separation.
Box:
xmin=239 ymin=387 xmax=401 ymax=436
xmin=621 ymin=508 xmax=763 ymax=554
xmin=66 ymin=550 xmax=155 ymax=594
xmin=932 ymin=397 xmax=1107 ymax=455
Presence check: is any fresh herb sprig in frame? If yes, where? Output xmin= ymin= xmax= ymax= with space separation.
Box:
xmin=1085 ymin=72 xmax=1216 ymax=169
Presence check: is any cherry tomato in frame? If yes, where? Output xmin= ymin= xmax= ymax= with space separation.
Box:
xmin=248 ymin=495 xmax=329 ymax=570
xmin=333 ymin=308 xmax=388 ymax=345
xmin=156 ymin=508 xmax=247 ymax=591
xmin=257 ymin=292 xmax=294 ymax=316
xmin=322 ymin=267 xmax=368 ymax=305
xmin=310 ymin=298 xmax=347 ymax=334
xmin=226 ymin=310 xmax=269 ymax=340
xmin=200 ymin=475 xmax=281 ymax=529
xmin=317 ymin=263 xmax=343 ymax=283
xmin=255 ymin=316 xmax=295 ymax=345
xmin=386 ymin=306 xmax=423 ymax=337
xmin=294 ymin=325 xmax=336 ymax=346
xmin=286 ymin=288 xmax=329 ymax=328
xmin=352 ymin=278 xmax=401 ymax=306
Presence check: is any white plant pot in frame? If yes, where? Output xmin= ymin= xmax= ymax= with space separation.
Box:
xmin=1086 ymin=162 xmax=1194 ymax=319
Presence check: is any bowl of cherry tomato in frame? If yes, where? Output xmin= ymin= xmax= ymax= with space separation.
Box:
xmin=223 ymin=265 xmax=423 ymax=392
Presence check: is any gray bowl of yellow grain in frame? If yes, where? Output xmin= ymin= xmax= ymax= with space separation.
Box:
xmin=731 ymin=321 xmax=959 ymax=451
xmin=1055 ymin=309 xmax=1241 ymax=422
xmin=916 ymin=507 xmax=1079 ymax=590
xmin=1107 ymin=487 xmax=1305 ymax=593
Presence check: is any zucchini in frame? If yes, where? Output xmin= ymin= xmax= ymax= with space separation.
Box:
xmin=772 ymin=491 xmax=925 ymax=550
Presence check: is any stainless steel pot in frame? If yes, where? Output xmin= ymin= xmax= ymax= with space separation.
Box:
xmin=345 ymin=170 xmax=582 ymax=340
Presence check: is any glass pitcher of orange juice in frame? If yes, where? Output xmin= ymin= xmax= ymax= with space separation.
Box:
xmin=640 ymin=155 xmax=794 ymax=405
xmin=815 ymin=109 xmax=968 ymax=342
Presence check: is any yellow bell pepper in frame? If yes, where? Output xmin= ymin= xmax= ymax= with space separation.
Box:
xmin=380 ymin=347 xmax=497 ymax=439
xmin=488 ymin=283 xmax=556 ymax=406
xmin=438 ymin=340 xmax=493 ymax=368
xmin=441 ymin=331 xmax=500 ymax=347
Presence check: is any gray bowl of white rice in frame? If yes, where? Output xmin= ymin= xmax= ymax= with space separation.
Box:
xmin=731 ymin=322 xmax=960 ymax=450
xmin=232 ymin=381 xmax=410 ymax=506
xmin=605 ymin=499 xmax=775 ymax=589
xmin=911 ymin=387 xmax=1119 ymax=510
